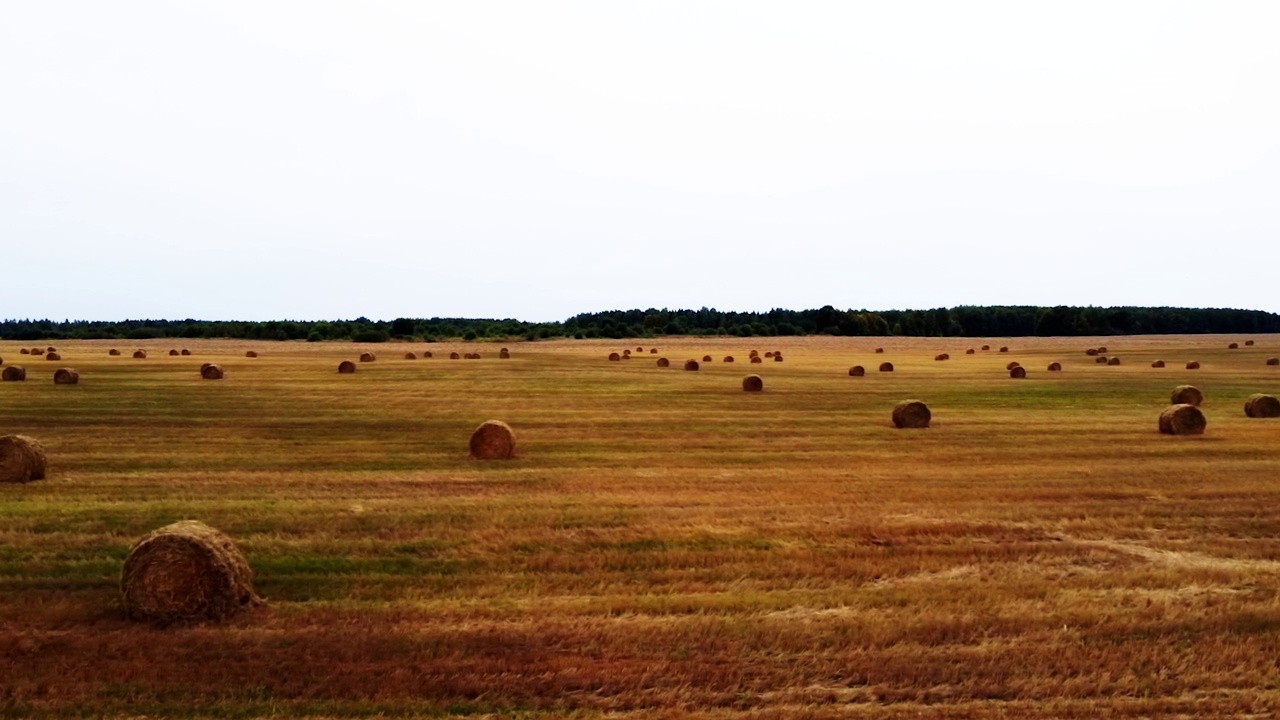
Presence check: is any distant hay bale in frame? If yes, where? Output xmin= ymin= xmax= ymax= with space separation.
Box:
xmin=636 ymin=347 xmax=643 ymax=352
xmin=200 ymin=364 xmax=224 ymax=380
xmin=724 ymin=356 xmax=735 ymax=362
xmin=469 ymin=353 xmax=481 ymax=360
xmin=749 ymin=350 xmax=759 ymax=358
xmin=1185 ymin=361 xmax=1200 ymax=370
xmin=1006 ymin=361 xmax=1021 ymax=370
xmin=1047 ymin=362 xmax=1062 ymax=372
xmin=1245 ymin=394 xmax=1280 ymax=418
xmin=1010 ymin=366 xmax=1027 ymax=379
xmin=1086 ymin=348 xmax=1099 ymax=356
xmin=2 ymin=366 xmax=26 ymax=381
xmin=1229 ymin=343 xmax=1239 ymax=349
xmin=765 ymin=352 xmax=774 ymax=358
xmin=773 ymin=354 xmax=784 ymax=362
xmin=966 ymin=348 xmax=975 ymax=354
xmin=499 ymin=349 xmax=510 ymax=359
xmin=684 ymin=359 xmax=700 ymax=371
xmin=109 ymin=349 xmax=121 ymax=356
xmin=404 ymin=352 xmax=417 ymax=360
xmin=742 ymin=374 xmax=764 ymax=392
xmin=245 ymin=351 xmax=258 ymax=358
xmin=1151 ymin=360 xmax=1166 ymax=368
xmin=359 ymin=352 xmax=376 ymax=362
xmin=879 ymin=362 xmax=894 ymax=372
xmin=0 ymin=435 xmax=47 ymax=483
xmin=45 ymin=352 xmax=61 ymax=361
xmin=121 ymin=520 xmax=260 ymax=624
xmin=649 ymin=348 xmax=658 ymax=354
xmin=31 ymin=348 xmax=44 ymax=356
xmin=1095 ymin=356 xmax=1109 ymax=364
xmin=1171 ymin=385 xmax=1203 ymax=406
xmin=749 ymin=356 xmax=762 ymax=364
xmin=19 ymin=349 xmax=30 ymax=355
xmin=702 ymin=355 xmax=713 ymax=362
xmin=934 ymin=353 xmax=949 ymax=361
xmin=1159 ymin=404 xmax=1206 ymax=436
xmin=47 ymin=347 xmax=56 ymax=353
xmin=892 ymin=400 xmax=931 ymax=429
xmin=181 ymin=349 xmax=191 ymax=356
xmin=169 ymin=349 xmax=179 ymax=356
xmin=53 ymin=368 xmax=80 ymax=385
xmin=1097 ymin=346 xmax=1108 ymax=353
xmin=657 ymin=357 xmax=670 ymax=367
xmin=133 ymin=350 xmax=147 ymax=359
xmin=617 ymin=353 xmax=627 ymax=360
xmin=875 ymin=348 xmax=885 ymax=354
xmin=423 ymin=351 xmax=433 ymax=358
xmin=469 ymin=420 xmax=515 ymax=460
xmin=981 ymin=345 xmax=990 ymax=351
xmin=1107 ymin=357 xmax=1121 ymax=366
xmin=1245 ymin=340 xmax=1255 ymax=346
xmin=450 ymin=352 xmax=460 ymax=360
xmin=608 ymin=352 xmax=621 ymax=361
xmin=1267 ymin=358 xmax=1279 ymax=366
xmin=849 ymin=365 xmax=865 ymax=376
xmin=337 ymin=360 xmax=356 ymax=374
xmin=999 ymin=347 xmax=1009 ymax=353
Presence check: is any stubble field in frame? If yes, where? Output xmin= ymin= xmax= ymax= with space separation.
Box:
xmin=2 ymin=335 xmax=1279 ymax=718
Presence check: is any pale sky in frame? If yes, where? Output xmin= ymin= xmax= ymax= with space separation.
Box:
xmin=3 ymin=1 xmax=1278 ymax=322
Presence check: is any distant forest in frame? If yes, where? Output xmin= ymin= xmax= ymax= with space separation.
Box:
xmin=2 ymin=306 xmax=1277 ymax=342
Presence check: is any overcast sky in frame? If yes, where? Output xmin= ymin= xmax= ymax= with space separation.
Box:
xmin=2 ymin=2 xmax=1278 ymax=322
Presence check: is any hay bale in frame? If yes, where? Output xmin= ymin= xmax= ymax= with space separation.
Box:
xmin=1107 ymin=357 xmax=1120 ymax=366
xmin=892 ymin=400 xmax=931 ymax=429
xmin=684 ymin=359 xmax=700 ymax=371
xmin=623 ymin=349 xmax=631 ymax=356
xmin=657 ymin=357 xmax=670 ymax=367
xmin=875 ymin=348 xmax=885 ymax=354
xmin=1010 ymin=366 xmax=1027 ymax=379
xmin=133 ymin=350 xmax=147 ymax=359
xmin=1245 ymin=340 xmax=1255 ymax=346
xmin=19 ymin=349 xmax=30 ymax=355
xmin=469 ymin=353 xmax=481 ymax=360
xmin=1186 ymin=361 xmax=1201 ymax=370
xmin=47 ymin=347 xmax=56 ymax=353
xmin=1097 ymin=346 xmax=1108 ymax=353
xmin=469 ymin=420 xmax=515 ymax=460
xmin=618 ymin=353 xmax=628 ymax=361
xmin=999 ymin=347 xmax=1009 ymax=353
xmin=0 ymin=435 xmax=47 ymax=483
xmin=764 ymin=352 xmax=774 ymax=358
xmin=1267 ymin=358 xmax=1279 ymax=366
xmin=650 ymin=348 xmax=658 ymax=354
xmin=742 ymin=374 xmax=764 ymax=392
xmin=121 ymin=520 xmax=260 ymax=624
xmin=2 ymin=366 xmax=26 ymax=382
xmin=702 ymin=355 xmax=713 ymax=362
xmin=1245 ymin=394 xmax=1280 ymax=418
xmin=934 ymin=353 xmax=949 ymax=361
xmin=450 ymin=352 xmax=461 ymax=360
xmin=245 ymin=351 xmax=258 ymax=358
xmin=1086 ymin=348 xmax=1099 ymax=356
xmin=1171 ymin=385 xmax=1203 ymax=406
xmin=1006 ymin=361 xmax=1021 ymax=370
xmin=966 ymin=348 xmax=975 ymax=355
xmin=750 ymin=356 xmax=762 ymax=364
xmin=53 ymin=368 xmax=80 ymax=385
xmin=181 ymin=349 xmax=191 ymax=356
xmin=45 ymin=352 xmax=61 ymax=361
xmin=849 ymin=365 xmax=865 ymax=377
xmin=1095 ymin=356 xmax=1109 ymax=364
xmin=31 ymin=348 xmax=44 ymax=356
xmin=404 ymin=352 xmax=417 ymax=360
xmin=338 ymin=360 xmax=357 ymax=374
xmin=422 ymin=351 xmax=433 ymax=358
xmin=1151 ymin=360 xmax=1166 ymax=368
xmin=879 ymin=362 xmax=894 ymax=372
xmin=360 ymin=352 xmax=376 ymax=362
xmin=1229 ymin=343 xmax=1239 ymax=349
xmin=109 ymin=349 xmax=121 ymax=356
xmin=724 ymin=356 xmax=735 ymax=363
xmin=167 ymin=349 xmax=178 ymax=356
xmin=636 ymin=347 xmax=643 ymax=352
xmin=1159 ymin=404 xmax=1206 ymax=435
xmin=499 ymin=349 xmax=510 ymax=359
xmin=749 ymin=350 xmax=759 ymax=358
xmin=981 ymin=345 xmax=990 ymax=351
xmin=200 ymin=364 xmax=224 ymax=380
xmin=608 ymin=352 xmax=621 ymax=361
xmin=1047 ymin=362 xmax=1062 ymax=372
xmin=773 ymin=354 xmax=784 ymax=362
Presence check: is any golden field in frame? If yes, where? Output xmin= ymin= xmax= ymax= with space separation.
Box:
xmin=2 ymin=334 xmax=1279 ymax=718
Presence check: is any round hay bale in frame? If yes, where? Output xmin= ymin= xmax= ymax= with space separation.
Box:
xmin=1228 ymin=343 xmax=1239 ymax=349
xmin=1186 ymin=361 xmax=1201 ymax=370
xmin=168 ymin=349 xmax=179 ymax=356
xmin=636 ymin=347 xmax=643 ymax=352
xmin=2 ymin=366 xmax=26 ymax=382
xmin=1267 ymin=358 xmax=1279 ymax=366
xmin=1245 ymin=394 xmax=1280 ymax=418
xmin=1246 ymin=340 xmax=1255 ymax=346
xmin=742 ymin=374 xmax=764 ymax=392
xmin=649 ymin=348 xmax=658 ymax=354
xmin=46 ymin=347 xmax=56 ymax=353
xmin=702 ymin=355 xmax=713 ymax=362
xmin=623 ymin=349 xmax=631 ymax=356
xmin=999 ymin=347 xmax=1009 ymax=353
xmin=338 ymin=360 xmax=357 ymax=374
xmin=750 ymin=356 xmax=762 ymax=364
xmin=773 ymin=354 xmax=784 ymax=362
xmin=1047 ymin=362 xmax=1062 ymax=372
xmin=31 ymin=348 xmax=44 ymax=356
xmin=1086 ymin=348 xmax=1099 ymax=356
xmin=684 ymin=359 xmax=700 ymax=371
xmin=1171 ymin=385 xmax=1203 ymax=406
xmin=499 ymin=349 xmax=510 ymax=359
xmin=45 ymin=352 xmax=61 ymax=361
xmin=468 ymin=353 xmax=481 ymax=360
xmin=724 ymin=356 xmax=735 ymax=363
xmin=1095 ymin=356 xmax=1109 ymax=364
xmin=423 ymin=351 xmax=433 ymax=358
xmin=133 ymin=350 xmax=147 ymax=359
xmin=53 ymin=368 xmax=80 ymax=385
xmin=879 ymin=362 xmax=894 ymax=372
xmin=618 ymin=353 xmax=628 ymax=361
xmin=121 ymin=520 xmax=260 ymax=624
xmin=1151 ymin=360 xmax=1166 ymax=368
xmin=181 ymin=349 xmax=191 ymax=356
xmin=1107 ymin=357 xmax=1121 ymax=366
xmin=404 ymin=352 xmax=417 ymax=360
xmin=875 ymin=348 xmax=885 ymax=354
xmin=1006 ymin=361 xmax=1021 ymax=370
xmin=19 ymin=349 xmax=30 ymax=355
xmin=749 ymin=350 xmax=759 ymax=358
xmin=450 ymin=352 xmax=461 ymax=360
xmin=359 ymin=352 xmax=376 ymax=362
xmin=109 ymin=349 xmax=121 ymax=356
xmin=1159 ymin=404 xmax=1206 ymax=436
xmin=200 ymin=364 xmax=224 ymax=380
xmin=892 ymin=400 xmax=931 ymax=429
xmin=1097 ymin=346 xmax=1108 ymax=353
xmin=0 ymin=435 xmax=47 ymax=483
xmin=1010 ymin=366 xmax=1027 ymax=379
xmin=981 ymin=345 xmax=990 ymax=351
xmin=849 ymin=365 xmax=865 ymax=377
xmin=764 ymin=352 xmax=774 ymax=358
xmin=657 ymin=357 xmax=670 ymax=367
xmin=608 ymin=352 xmax=621 ymax=361
xmin=245 ymin=351 xmax=258 ymax=358
xmin=934 ymin=353 xmax=949 ymax=361
xmin=966 ymin=348 xmax=975 ymax=355
xmin=469 ymin=420 xmax=515 ymax=460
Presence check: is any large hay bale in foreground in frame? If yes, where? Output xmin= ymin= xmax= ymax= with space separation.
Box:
xmin=1108 ymin=357 xmax=1121 ymax=366
xmin=1151 ymin=360 xmax=1166 ymax=368
xmin=684 ymin=359 xmax=700 ymax=371
xmin=879 ymin=362 xmax=894 ymax=373
xmin=1010 ymin=366 xmax=1027 ymax=379
xmin=200 ymin=364 xmax=224 ymax=380
xmin=1159 ymin=404 xmax=1206 ymax=435
xmin=1185 ymin=361 xmax=1201 ymax=370
xmin=360 ymin=352 xmax=376 ymax=362
xmin=657 ymin=357 xmax=670 ymax=367
xmin=53 ymin=368 xmax=80 ymax=385
xmin=45 ymin=352 xmax=61 ymax=361
xmin=892 ymin=400 xmax=931 ymax=429
xmin=0 ymin=435 xmax=47 ymax=483
xmin=121 ymin=520 xmax=260 ymax=624
xmin=1245 ymin=394 xmax=1280 ymax=418
xmin=245 ymin=351 xmax=258 ymax=358
xmin=469 ymin=420 xmax=515 ymax=460
xmin=742 ymin=374 xmax=764 ymax=392
xmin=1047 ymin=362 xmax=1062 ymax=372
xmin=2 ymin=366 xmax=26 ymax=382
xmin=108 ymin=349 xmax=121 ymax=356
xmin=750 ymin=356 xmax=762 ymax=364
xmin=849 ymin=365 xmax=865 ymax=377
xmin=132 ymin=350 xmax=147 ymax=359
xmin=1171 ymin=385 xmax=1203 ymax=406
xmin=337 ymin=360 xmax=357 ymax=374
xmin=1268 ymin=358 xmax=1279 ymax=366
xmin=608 ymin=352 xmax=621 ymax=361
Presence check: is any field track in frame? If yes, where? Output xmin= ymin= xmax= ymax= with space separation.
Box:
xmin=2 ymin=335 xmax=1280 ymax=718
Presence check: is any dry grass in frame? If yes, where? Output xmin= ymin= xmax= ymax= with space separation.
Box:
xmin=1 ymin=334 xmax=1280 ymax=717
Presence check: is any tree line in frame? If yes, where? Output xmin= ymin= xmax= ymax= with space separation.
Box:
xmin=2 ymin=306 xmax=1277 ymax=342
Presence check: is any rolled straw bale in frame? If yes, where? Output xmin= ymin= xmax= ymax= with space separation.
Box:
xmin=892 ymin=400 xmax=931 ymax=429
xmin=31 ymin=349 xmax=44 ymax=356
xmin=468 ymin=353 xmax=481 ymax=360
xmin=1047 ymin=362 xmax=1062 ymax=372
xmin=623 ymin=349 xmax=631 ymax=356
xmin=1151 ymin=360 xmax=1166 ymax=368
xmin=1246 ymin=340 xmax=1255 ymax=346
xmin=181 ymin=349 xmax=191 ymax=356
xmin=765 ymin=352 xmax=774 ymax=358
xmin=469 ymin=420 xmax=515 ymax=460
xmin=999 ymin=347 xmax=1009 ymax=353
xmin=1006 ymin=361 xmax=1021 ymax=370
xmin=742 ymin=374 xmax=764 ymax=392
xmin=723 ymin=356 xmax=735 ymax=362
xmin=200 ymin=364 xmax=224 ymax=380
xmin=169 ymin=349 xmax=179 ymax=356
xmin=966 ymin=348 xmax=975 ymax=354
xmin=1186 ymin=361 xmax=1201 ymax=370
xmin=2 ymin=366 xmax=26 ymax=381
xmin=1086 ymin=348 xmax=1099 ymax=356
xmin=1244 ymin=394 xmax=1280 ymax=418
xmin=608 ymin=352 xmax=621 ymax=361
xmin=499 ymin=349 xmax=510 ymax=359
xmin=1095 ymin=356 xmax=1109 ymax=364
xmin=1108 ymin=357 xmax=1121 ymax=366
xmin=849 ymin=365 xmax=865 ymax=376
xmin=636 ymin=347 xmax=644 ymax=352
xmin=422 ymin=351 xmax=433 ymax=358
xmin=981 ymin=345 xmax=990 ymax=351
xmin=0 ymin=435 xmax=47 ymax=483
xmin=684 ymin=359 xmax=700 ymax=371
xmin=1098 ymin=346 xmax=1108 ymax=353
xmin=404 ymin=352 xmax=417 ymax=360
xmin=19 ymin=349 xmax=30 ymax=355
xmin=45 ymin=352 xmax=61 ymax=361
xmin=1171 ymin=385 xmax=1203 ymax=406
xmin=879 ymin=362 xmax=894 ymax=372
xmin=657 ymin=357 xmax=670 ymax=367
xmin=773 ymin=354 xmax=784 ymax=362
xmin=702 ymin=355 xmax=713 ymax=362
xmin=133 ymin=350 xmax=147 ymax=359
xmin=245 ymin=351 xmax=258 ymax=358
xmin=359 ymin=352 xmax=376 ymax=362
xmin=1010 ymin=366 xmax=1027 ymax=379
xmin=750 ymin=356 xmax=762 ymax=364
xmin=109 ymin=349 xmax=121 ymax=356
xmin=53 ymin=368 xmax=80 ymax=385
xmin=1229 ymin=343 xmax=1239 ymax=349
xmin=450 ymin=352 xmax=460 ymax=360
xmin=650 ymin=348 xmax=658 ymax=354
xmin=121 ymin=520 xmax=260 ymax=624
xmin=1268 ymin=358 xmax=1279 ymax=366
xmin=934 ymin=353 xmax=949 ymax=361
xmin=338 ymin=361 xmax=357 ymax=374
xmin=1159 ymin=404 xmax=1206 ymax=435
xmin=46 ymin=347 xmax=56 ymax=353
xmin=750 ymin=350 xmax=759 ymax=358
xmin=875 ymin=348 xmax=885 ymax=354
